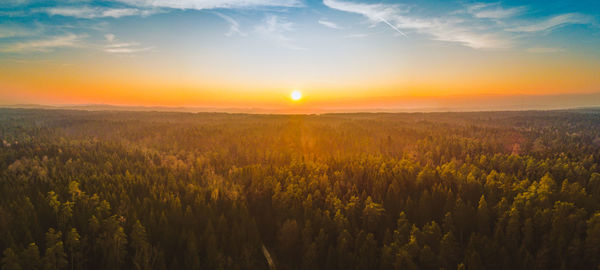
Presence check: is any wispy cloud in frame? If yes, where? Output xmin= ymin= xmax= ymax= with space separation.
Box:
xmin=103 ymin=33 xmax=153 ymax=54
xmin=214 ymin=12 xmax=246 ymax=37
xmin=323 ymin=0 xmax=508 ymax=49
xmin=507 ymin=13 xmax=595 ymax=33
xmin=0 ymin=34 xmax=83 ymax=52
xmin=0 ymin=24 xmax=37 ymax=38
xmin=322 ymin=0 xmax=411 ymax=36
xmin=527 ymin=47 xmax=563 ymax=53
xmin=115 ymin=0 xmax=301 ymax=10
xmin=318 ymin=19 xmax=342 ymax=29
xmin=2 ymin=0 xmax=30 ymax=7
xmin=105 ymin=33 xmax=116 ymax=42
xmin=45 ymin=7 xmax=155 ymax=19
xmin=255 ymin=15 xmax=304 ymax=50
xmin=324 ymin=0 xmax=599 ymax=49
xmin=466 ymin=3 xmax=526 ymax=19
xmin=345 ymin=33 xmax=368 ymax=38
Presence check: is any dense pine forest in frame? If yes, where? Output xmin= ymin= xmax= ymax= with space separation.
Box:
xmin=2 ymin=108 xmax=600 ymax=270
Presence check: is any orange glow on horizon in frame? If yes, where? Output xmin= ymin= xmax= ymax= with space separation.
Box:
xmin=1 ymin=48 xmax=600 ymax=111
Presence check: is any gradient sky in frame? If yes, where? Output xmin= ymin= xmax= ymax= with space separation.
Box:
xmin=1 ymin=0 xmax=599 ymax=111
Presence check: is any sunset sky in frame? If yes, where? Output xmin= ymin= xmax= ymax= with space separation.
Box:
xmin=1 ymin=0 xmax=599 ymax=111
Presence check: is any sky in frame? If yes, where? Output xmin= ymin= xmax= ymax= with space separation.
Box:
xmin=0 ymin=0 xmax=599 ymax=112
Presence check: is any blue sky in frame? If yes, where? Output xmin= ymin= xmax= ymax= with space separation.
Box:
xmin=1 ymin=0 xmax=598 ymax=52
xmin=0 ymin=0 xmax=599 ymax=109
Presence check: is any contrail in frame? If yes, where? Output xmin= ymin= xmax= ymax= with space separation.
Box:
xmin=378 ymin=17 xmax=407 ymax=37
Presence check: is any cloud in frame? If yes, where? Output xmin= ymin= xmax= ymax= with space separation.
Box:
xmin=322 ymin=0 xmax=411 ymax=36
xmin=115 ymin=0 xmax=301 ymax=10
xmin=507 ymin=13 xmax=595 ymax=32
xmin=255 ymin=15 xmax=304 ymax=50
xmin=0 ymin=34 xmax=82 ymax=52
xmin=45 ymin=7 xmax=154 ymax=19
xmin=318 ymin=19 xmax=342 ymax=29
xmin=323 ymin=0 xmax=407 ymax=25
xmin=214 ymin=12 xmax=246 ymax=37
xmin=103 ymin=33 xmax=153 ymax=54
xmin=345 ymin=33 xmax=368 ymax=38
xmin=104 ymin=44 xmax=152 ymax=53
xmin=323 ymin=0 xmax=509 ymax=49
xmin=2 ymin=0 xmax=30 ymax=7
xmin=527 ymin=47 xmax=563 ymax=53
xmin=466 ymin=3 xmax=526 ymax=19
xmin=0 ymin=24 xmax=36 ymax=38
xmin=105 ymin=33 xmax=116 ymax=42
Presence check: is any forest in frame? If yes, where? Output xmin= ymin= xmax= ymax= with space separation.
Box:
xmin=1 ymin=108 xmax=600 ymax=270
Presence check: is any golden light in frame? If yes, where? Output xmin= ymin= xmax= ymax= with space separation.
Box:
xmin=291 ymin=90 xmax=302 ymax=101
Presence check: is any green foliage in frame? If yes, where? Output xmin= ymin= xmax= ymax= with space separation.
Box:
xmin=42 ymin=229 xmax=67 ymax=270
xmin=21 ymin=243 xmax=41 ymax=270
xmin=1 ymin=109 xmax=600 ymax=269
xmin=2 ymin=248 xmax=21 ymax=270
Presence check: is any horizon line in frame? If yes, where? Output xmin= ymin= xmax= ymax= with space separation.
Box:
xmin=2 ymin=103 xmax=599 ymax=115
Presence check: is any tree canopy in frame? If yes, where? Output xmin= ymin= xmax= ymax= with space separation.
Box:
xmin=1 ymin=108 xmax=600 ymax=269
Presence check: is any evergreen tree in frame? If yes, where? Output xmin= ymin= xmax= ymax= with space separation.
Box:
xmin=130 ymin=221 xmax=153 ymax=270
xmin=21 ymin=243 xmax=41 ymax=270
xmin=42 ymin=229 xmax=67 ymax=270
xmin=65 ymin=229 xmax=80 ymax=270
xmin=2 ymin=248 xmax=21 ymax=270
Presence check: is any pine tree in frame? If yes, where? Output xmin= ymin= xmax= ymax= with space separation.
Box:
xmin=2 ymin=248 xmax=22 ymax=270
xmin=183 ymin=231 xmax=200 ymax=270
xmin=65 ymin=228 xmax=80 ymax=270
xmin=439 ymin=232 xmax=460 ymax=269
xmin=42 ymin=229 xmax=67 ymax=270
xmin=584 ymin=213 xmax=600 ymax=268
xmin=21 ymin=243 xmax=41 ymax=270
xmin=476 ymin=195 xmax=491 ymax=235
xmin=130 ymin=221 xmax=153 ymax=270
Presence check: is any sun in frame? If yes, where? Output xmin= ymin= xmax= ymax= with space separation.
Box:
xmin=291 ymin=90 xmax=302 ymax=101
